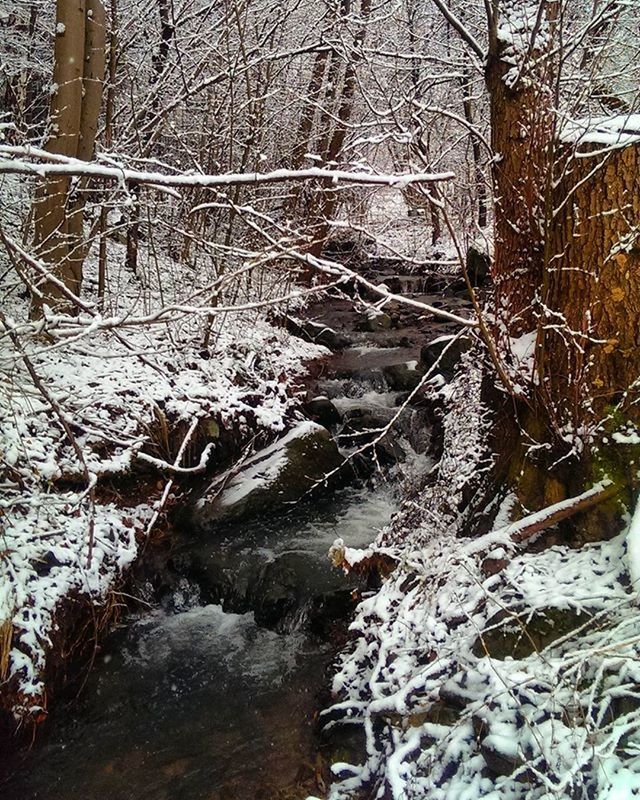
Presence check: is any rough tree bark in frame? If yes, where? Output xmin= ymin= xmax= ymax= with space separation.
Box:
xmin=485 ymin=0 xmax=556 ymax=338
xmin=481 ymin=2 xmax=640 ymax=531
xmin=543 ymin=141 xmax=640 ymax=430
xmin=509 ymin=138 xmax=640 ymax=531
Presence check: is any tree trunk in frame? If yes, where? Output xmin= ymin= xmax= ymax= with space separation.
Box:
xmin=305 ymin=0 xmax=371 ymax=263
xmin=485 ymin=1 xmax=556 ymax=338
xmin=98 ymin=0 xmax=118 ymax=302
xmin=124 ymin=0 xmax=173 ymax=278
xmin=68 ymin=0 xmax=107 ymax=296
xmin=505 ymin=137 xmax=640 ymax=532
xmin=31 ymin=0 xmax=105 ymax=315
xmin=484 ymin=3 xmax=640 ymax=531
xmin=460 ymin=72 xmax=487 ymax=229
xmin=32 ymin=0 xmax=85 ymax=314
xmin=542 ymin=141 xmax=640 ymax=430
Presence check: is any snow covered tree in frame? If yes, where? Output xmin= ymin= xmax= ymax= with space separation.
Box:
xmin=417 ymin=0 xmax=639 ymax=523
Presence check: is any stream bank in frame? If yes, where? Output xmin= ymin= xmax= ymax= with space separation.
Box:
xmin=1 ymin=255 xmax=474 ymax=799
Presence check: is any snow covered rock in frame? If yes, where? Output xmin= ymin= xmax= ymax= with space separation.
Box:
xmin=419 ymin=333 xmax=473 ymax=381
xmin=382 ymin=360 xmax=424 ymax=392
xmin=192 ymin=421 xmax=344 ymax=527
xmin=356 ymin=310 xmax=394 ymax=332
xmin=285 ymin=316 xmax=351 ymax=351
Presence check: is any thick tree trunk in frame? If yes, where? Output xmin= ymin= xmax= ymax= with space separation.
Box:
xmin=485 ymin=2 xmax=556 ymax=337
xmin=484 ymin=4 xmax=640 ymax=531
xmin=509 ymin=140 xmax=640 ymax=529
xmin=68 ymin=0 xmax=107 ymax=296
xmin=542 ymin=141 xmax=640 ymax=429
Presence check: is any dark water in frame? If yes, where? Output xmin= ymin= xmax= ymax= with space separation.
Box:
xmin=177 ymin=483 xmax=398 ymax=627
xmin=1 ymin=486 xmax=395 ymax=800
xmin=1 ymin=265 xmax=453 ymax=800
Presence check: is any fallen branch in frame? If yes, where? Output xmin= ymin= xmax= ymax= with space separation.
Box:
xmin=464 ymin=479 xmax=621 ymax=557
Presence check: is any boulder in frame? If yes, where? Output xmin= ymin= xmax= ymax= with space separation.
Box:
xmin=466 ymin=245 xmax=491 ymax=287
xmin=338 ymin=408 xmax=408 ymax=465
xmin=382 ymin=361 xmax=425 ymax=392
xmin=192 ymin=422 xmax=344 ymax=527
xmin=323 ymin=234 xmax=374 ymax=264
xmin=304 ymin=396 xmax=342 ymax=428
xmin=250 ymin=551 xmax=350 ymax=627
xmin=356 ymin=311 xmax=393 ymax=332
xmin=480 ymin=737 xmax=524 ymax=777
xmin=419 ymin=334 xmax=473 ymax=381
xmin=285 ymin=316 xmax=351 ymax=350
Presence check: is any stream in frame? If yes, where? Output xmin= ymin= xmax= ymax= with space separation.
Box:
xmin=1 ymin=257 xmax=473 ymax=800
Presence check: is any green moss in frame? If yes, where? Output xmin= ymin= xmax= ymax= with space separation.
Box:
xmin=473 ymin=607 xmax=593 ymax=660
xmin=205 ymin=419 xmax=220 ymax=439
xmin=591 ymin=412 xmax=640 ymax=509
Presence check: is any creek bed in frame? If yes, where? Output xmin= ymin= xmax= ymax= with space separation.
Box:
xmin=1 ymin=483 xmax=397 ymax=800
xmin=2 ymin=263 xmax=464 ymax=799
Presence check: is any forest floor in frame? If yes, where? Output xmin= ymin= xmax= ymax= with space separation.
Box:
xmin=0 ymin=182 xmax=329 ymax=725
xmin=321 ymin=345 xmax=640 ymax=800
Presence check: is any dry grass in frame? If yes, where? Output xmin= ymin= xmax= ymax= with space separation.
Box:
xmin=0 ymin=619 xmax=12 ymax=681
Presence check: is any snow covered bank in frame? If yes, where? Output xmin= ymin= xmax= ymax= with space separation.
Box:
xmin=0 ymin=225 xmax=327 ymax=722
xmin=324 ymin=352 xmax=640 ymax=800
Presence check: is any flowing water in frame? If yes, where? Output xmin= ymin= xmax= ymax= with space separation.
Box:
xmin=1 ymin=262 xmax=470 ymax=800
xmin=1 ymin=485 xmax=397 ymax=800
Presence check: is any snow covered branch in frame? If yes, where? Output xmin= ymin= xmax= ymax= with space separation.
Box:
xmin=0 ymin=146 xmax=455 ymax=188
xmin=464 ymin=480 xmax=621 ymax=557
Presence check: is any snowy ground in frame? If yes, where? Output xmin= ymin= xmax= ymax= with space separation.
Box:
xmin=0 ymin=175 xmax=327 ymax=719
xmin=321 ymin=352 xmax=640 ymax=800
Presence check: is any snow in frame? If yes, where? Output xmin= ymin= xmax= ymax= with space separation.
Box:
xmin=509 ymin=330 xmax=536 ymax=373
xmin=495 ymin=2 xmax=552 ymax=90
xmin=0 ymin=175 xmax=327 ymax=718
xmin=561 ymin=114 xmax=640 ymax=148
xmin=613 ymin=428 xmax=640 ymax=446
xmin=626 ymin=495 xmax=640 ymax=595
xmin=324 ymin=348 xmax=640 ymax=800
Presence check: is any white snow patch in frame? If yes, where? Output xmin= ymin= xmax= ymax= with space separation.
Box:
xmin=561 ymin=113 xmax=640 ymax=148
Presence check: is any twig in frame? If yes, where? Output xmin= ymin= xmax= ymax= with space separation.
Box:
xmin=142 ymin=417 xmax=202 ymax=542
xmin=0 ymin=311 xmax=97 ymax=567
